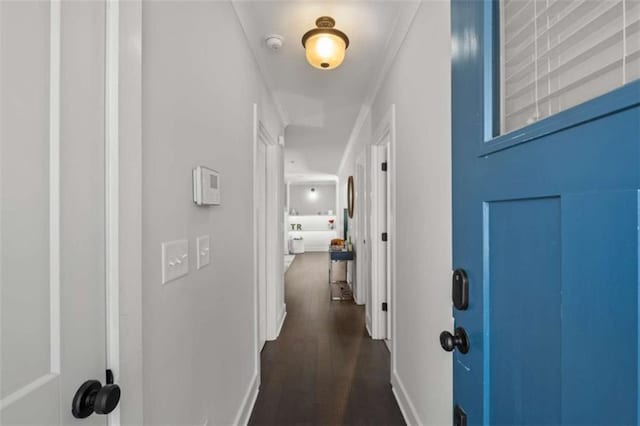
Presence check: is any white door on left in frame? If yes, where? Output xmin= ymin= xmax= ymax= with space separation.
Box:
xmin=1 ymin=1 xmax=112 ymax=424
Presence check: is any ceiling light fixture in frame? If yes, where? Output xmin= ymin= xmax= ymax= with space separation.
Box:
xmin=308 ymin=187 xmax=318 ymax=200
xmin=301 ymin=16 xmax=349 ymax=70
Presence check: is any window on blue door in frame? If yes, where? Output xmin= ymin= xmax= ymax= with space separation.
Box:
xmin=497 ymin=0 xmax=640 ymax=135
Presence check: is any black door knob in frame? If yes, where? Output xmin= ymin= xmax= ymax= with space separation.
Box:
xmin=440 ymin=327 xmax=470 ymax=354
xmin=72 ymin=379 xmax=121 ymax=418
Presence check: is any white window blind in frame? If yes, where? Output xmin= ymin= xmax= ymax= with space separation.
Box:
xmin=501 ymin=0 xmax=640 ymax=134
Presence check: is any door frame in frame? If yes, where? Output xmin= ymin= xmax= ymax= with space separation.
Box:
xmin=253 ymin=104 xmax=285 ymax=360
xmin=112 ymin=0 xmax=144 ymax=424
xmin=369 ymin=105 xmax=396 ymax=343
xmin=105 ymin=0 xmax=121 ymax=423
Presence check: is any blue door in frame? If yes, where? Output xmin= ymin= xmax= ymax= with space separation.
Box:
xmin=451 ymin=1 xmax=640 ymax=424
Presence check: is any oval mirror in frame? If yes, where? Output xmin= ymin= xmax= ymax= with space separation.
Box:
xmin=347 ymin=176 xmax=355 ymax=219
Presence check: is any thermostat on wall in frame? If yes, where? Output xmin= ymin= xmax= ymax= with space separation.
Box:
xmin=193 ymin=166 xmax=220 ymax=206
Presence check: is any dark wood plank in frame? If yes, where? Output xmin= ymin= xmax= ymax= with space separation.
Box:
xmin=249 ymin=253 xmax=406 ymax=426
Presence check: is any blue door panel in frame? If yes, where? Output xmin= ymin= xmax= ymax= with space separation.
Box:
xmin=560 ymin=191 xmax=639 ymax=425
xmin=451 ymin=0 xmax=640 ymax=424
xmin=487 ymin=197 xmax=562 ymax=425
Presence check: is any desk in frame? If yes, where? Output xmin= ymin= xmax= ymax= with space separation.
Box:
xmin=329 ymin=249 xmax=354 ymax=301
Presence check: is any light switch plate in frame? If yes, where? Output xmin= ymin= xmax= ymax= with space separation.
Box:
xmin=196 ymin=235 xmax=210 ymax=269
xmin=161 ymin=239 xmax=189 ymax=284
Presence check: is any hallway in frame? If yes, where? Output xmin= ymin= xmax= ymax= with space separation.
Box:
xmin=249 ymin=253 xmax=405 ymax=426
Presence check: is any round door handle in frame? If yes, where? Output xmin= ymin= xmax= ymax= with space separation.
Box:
xmin=72 ymin=379 xmax=121 ymax=418
xmin=439 ymin=327 xmax=470 ymax=354
xmin=94 ymin=384 xmax=121 ymax=414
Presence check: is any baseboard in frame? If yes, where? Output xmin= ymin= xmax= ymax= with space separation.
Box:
xmin=391 ymin=370 xmax=421 ymax=426
xmin=233 ymin=372 xmax=259 ymax=426
xmin=284 ymin=255 xmax=296 ymax=273
xmin=276 ymin=305 xmax=287 ymax=337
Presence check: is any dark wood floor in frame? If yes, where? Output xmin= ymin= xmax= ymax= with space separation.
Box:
xmin=248 ymin=253 xmax=405 ymax=426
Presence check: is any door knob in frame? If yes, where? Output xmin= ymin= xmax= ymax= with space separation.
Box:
xmin=72 ymin=372 xmax=120 ymax=419
xmin=440 ymin=327 xmax=469 ymax=354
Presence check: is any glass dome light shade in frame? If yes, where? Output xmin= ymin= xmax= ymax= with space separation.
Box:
xmin=304 ymin=32 xmax=347 ymax=70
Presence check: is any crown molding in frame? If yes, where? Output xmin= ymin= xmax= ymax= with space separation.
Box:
xmin=337 ymin=1 xmax=420 ymax=175
xmin=230 ymin=0 xmax=290 ymax=128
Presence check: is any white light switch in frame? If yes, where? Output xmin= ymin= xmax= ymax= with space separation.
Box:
xmin=196 ymin=235 xmax=210 ymax=269
xmin=161 ymin=239 xmax=189 ymax=284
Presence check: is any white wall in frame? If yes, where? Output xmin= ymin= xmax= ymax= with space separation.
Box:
xmin=337 ymin=113 xmax=372 ymax=242
xmin=288 ymin=215 xmax=337 ymax=232
xmin=289 ymin=183 xmax=336 ymax=215
xmin=142 ymin=1 xmax=283 ymax=424
xmin=287 ymin=215 xmax=338 ymax=252
xmin=337 ymin=2 xmax=452 ymax=424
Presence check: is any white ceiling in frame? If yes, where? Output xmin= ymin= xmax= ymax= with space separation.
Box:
xmin=232 ymin=1 xmax=419 ymax=177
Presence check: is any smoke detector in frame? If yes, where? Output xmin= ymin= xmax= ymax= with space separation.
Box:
xmin=265 ymin=35 xmax=284 ymax=50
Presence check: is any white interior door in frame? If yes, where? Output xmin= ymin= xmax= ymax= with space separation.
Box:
xmin=377 ymin=146 xmax=389 ymax=341
xmin=369 ymin=144 xmax=389 ymax=340
xmin=384 ymin=142 xmax=392 ymax=344
xmin=1 ymin=1 xmax=110 ymax=424
xmin=256 ymin=138 xmax=267 ymax=352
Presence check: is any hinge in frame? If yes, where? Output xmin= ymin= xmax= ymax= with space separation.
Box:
xmin=381 ymin=232 xmax=388 ymax=242
xmin=381 ymin=162 xmax=388 ymax=171
xmin=382 ymin=302 xmax=388 ymax=312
